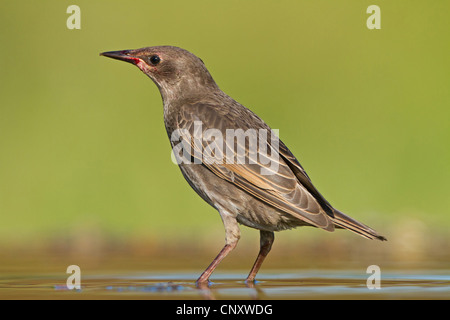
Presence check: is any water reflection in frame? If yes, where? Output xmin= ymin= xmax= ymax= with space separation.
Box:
xmin=84 ymin=270 xmax=450 ymax=299
xmin=1 ymin=270 xmax=449 ymax=299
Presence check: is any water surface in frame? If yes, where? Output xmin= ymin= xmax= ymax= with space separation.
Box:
xmin=1 ymin=269 xmax=449 ymax=299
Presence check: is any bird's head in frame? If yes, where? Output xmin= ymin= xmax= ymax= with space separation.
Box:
xmin=100 ymin=46 xmax=219 ymax=102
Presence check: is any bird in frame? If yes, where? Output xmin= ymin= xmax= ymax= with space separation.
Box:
xmin=100 ymin=46 xmax=386 ymax=285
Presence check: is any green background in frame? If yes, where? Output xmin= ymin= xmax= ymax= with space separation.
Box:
xmin=0 ymin=1 xmax=449 ymax=267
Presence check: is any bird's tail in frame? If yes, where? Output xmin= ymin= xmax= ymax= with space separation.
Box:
xmin=330 ymin=209 xmax=387 ymax=241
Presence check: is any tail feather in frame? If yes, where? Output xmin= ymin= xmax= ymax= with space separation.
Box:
xmin=330 ymin=209 xmax=387 ymax=241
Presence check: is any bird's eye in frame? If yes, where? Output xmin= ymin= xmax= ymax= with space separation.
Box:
xmin=149 ymin=55 xmax=161 ymax=65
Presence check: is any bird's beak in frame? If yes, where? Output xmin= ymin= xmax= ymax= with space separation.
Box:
xmin=100 ymin=50 xmax=141 ymax=65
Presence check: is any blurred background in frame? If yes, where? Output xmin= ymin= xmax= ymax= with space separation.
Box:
xmin=0 ymin=0 xmax=449 ymax=275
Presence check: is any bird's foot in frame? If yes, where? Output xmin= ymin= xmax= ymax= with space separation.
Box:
xmin=195 ymin=278 xmax=211 ymax=289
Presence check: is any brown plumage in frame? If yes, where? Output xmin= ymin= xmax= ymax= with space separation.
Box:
xmin=100 ymin=46 xmax=386 ymax=285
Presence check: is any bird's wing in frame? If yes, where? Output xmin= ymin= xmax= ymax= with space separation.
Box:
xmin=277 ymin=140 xmax=335 ymax=216
xmin=172 ymin=103 xmax=334 ymax=231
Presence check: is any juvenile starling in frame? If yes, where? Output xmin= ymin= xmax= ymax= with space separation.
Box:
xmin=100 ymin=46 xmax=386 ymax=285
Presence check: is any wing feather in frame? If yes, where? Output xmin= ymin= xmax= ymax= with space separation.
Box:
xmin=173 ymin=103 xmax=334 ymax=231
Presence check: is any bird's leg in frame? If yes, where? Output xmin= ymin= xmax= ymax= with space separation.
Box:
xmin=196 ymin=211 xmax=240 ymax=286
xmin=196 ymin=242 xmax=237 ymax=286
xmin=246 ymin=230 xmax=274 ymax=283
